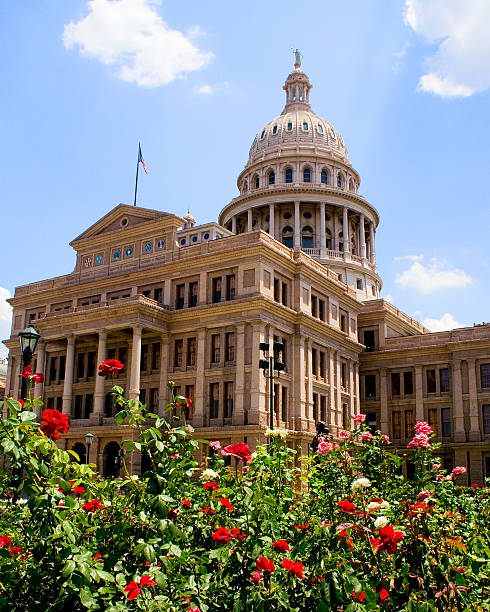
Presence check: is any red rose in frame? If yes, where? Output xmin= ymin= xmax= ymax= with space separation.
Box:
xmin=82 ymin=499 xmax=104 ymax=512
xmin=92 ymin=553 xmax=103 ymax=562
xmin=379 ymin=588 xmax=390 ymax=601
xmin=98 ymin=359 xmax=124 ymax=377
xmin=212 ymin=527 xmax=233 ymax=542
xmin=17 ymin=399 xmax=24 ymax=407
xmin=221 ymin=442 xmax=252 ymax=464
xmin=251 ymin=570 xmax=261 ymax=582
xmin=0 ymin=536 xmax=12 ymax=548
xmin=200 ymin=507 xmax=215 ymax=515
xmin=72 ymin=485 xmax=85 ymax=495
xmin=203 ymin=481 xmax=218 ymax=491
xmin=218 ymin=497 xmax=234 ymax=512
xmin=294 ymin=523 xmax=309 ymax=530
xmin=176 ymin=397 xmax=192 ymax=408
xmin=19 ymin=366 xmax=33 ymax=378
xmin=338 ymin=499 xmax=356 ymax=513
xmin=282 ymin=558 xmax=305 ymax=579
xmin=139 ymin=575 xmax=156 ymax=586
xmin=182 ymin=499 xmax=191 ymax=508
xmin=231 ymin=527 xmax=247 ymax=541
xmin=9 ymin=547 xmax=22 ymax=556
xmin=273 ymin=540 xmax=290 ymax=553
xmin=338 ymin=530 xmax=354 ymax=550
xmin=32 ymin=372 xmax=44 ymax=384
xmin=124 ymin=581 xmax=141 ymax=599
xmin=256 ymin=557 xmax=275 ymax=572
xmin=39 ymin=409 xmax=69 ymax=440
xmin=352 ymin=590 xmax=366 ymax=601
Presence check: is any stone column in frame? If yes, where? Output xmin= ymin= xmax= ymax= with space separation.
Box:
xmin=359 ymin=214 xmax=366 ymax=259
xmin=329 ymin=349 xmax=336 ymax=428
xmin=380 ymin=368 xmax=388 ymax=434
xmin=250 ymin=322 xmax=267 ymax=425
xmin=247 ymin=208 xmax=253 ymax=232
xmin=294 ymin=201 xmax=300 ymax=248
xmin=452 ymin=360 xmax=466 ymax=442
xmin=348 ymin=360 xmax=355 ymax=426
xmin=92 ymin=330 xmax=107 ymax=421
xmin=467 ymin=359 xmax=481 ymax=441
xmin=369 ymin=222 xmax=376 ymax=265
xmin=343 ymin=207 xmax=350 ymax=254
xmin=33 ymin=341 xmax=46 ymax=407
xmin=336 ymin=355 xmax=342 ymax=429
xmin=269 ymin=203 xmax=275 ymax=238
xmin=129 ymin=325 xmax=142 ymax=402
xmin=231 ymin=216 xmax=237 ymax=234
xmin=319 ymin=202 xmax=326 ymax=252
xmin=415 ymin=365 xmax=424 ymax=422
xmin=199 ymin=271 xmax=207 ymax=305
xmin=163 ymin=279 xmax=171 ymax=306
xmin=293 ymin=335 xmax=308 ymax=430
xmin=62 ymin=336 xmax=76 ymax=416
xmin=192 ymin=328 xmax=206 ymax=427
xmin=306 ymin=339 xmax=313 ymax=423
xmin=354 ymin=362 xmax=360 ymax=415
xmin=233 ymin=324 xmax=246 ymax=425
xmin=333 ymin=209 xmax=339 ymax=251
xmin=158 ymin=334 xmax=169 ymax=415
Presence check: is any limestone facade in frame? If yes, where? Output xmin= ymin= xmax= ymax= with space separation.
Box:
xmin=3 ymin=59 xmax=489 ymax=482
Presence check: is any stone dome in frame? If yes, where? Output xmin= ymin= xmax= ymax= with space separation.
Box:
xmin=248 ymin=59 xmax=349 ymax=164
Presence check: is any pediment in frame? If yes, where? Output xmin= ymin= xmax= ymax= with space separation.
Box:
xmin=70 ymin=204 xmax=177 ymax=246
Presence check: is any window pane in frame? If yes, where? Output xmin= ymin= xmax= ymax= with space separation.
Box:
xmin=426 ymin=369 xmax=436 ymax=393
xmin=440 ymin=368 xmax=450 ymax=393
xmin=481 ymin=364 xmax=490 ymax=388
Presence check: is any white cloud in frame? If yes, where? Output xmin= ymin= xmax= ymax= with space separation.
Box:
xmin=196 ymin=84 xmax=214 ymax=95
xmin=383 ymin=294 xmax=394 ymax=303
xmin=403 ymin=0 xmax=490 ymax=97
xmin=395 ymin=257 xmax=473 ymax=294
xmin=0 ymin=286 xmax=12 ymax=358
xmin=63 ymin=0 xmax=213 ymax=87
xmin=422 ymin=312 xmax=464 ymax=331
xmin=394 ymin=254 xmax=424 ymax=262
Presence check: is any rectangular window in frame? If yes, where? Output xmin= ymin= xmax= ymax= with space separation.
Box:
xmin=151 ymin=342 xmax=160 ymax=371
xmin=211 ymin=334 xmax=221 ymax=364
xmin=226 ymin=274 xmax=236 ymax=300
xmin=175 ymin=284 xmax=185 ymax=309
xmin=340 ymin=312 xmax=347 ymax=333
xmin=320 ymin=395 xmax=326 ymax=422
xmin=313 ymin=393 xmax=319 ymax=422
xmin=366 ymin=412 xmax=377 ymax=433
xmin=212 ymin=277 xmax=222 ymax=303
xmin=428 ymin=408 xmax=438 ymax=436
xmin=312 ymin=348 xmax=318 ymax=376
xmin=184 ymin=385 xmax=194 ymax=419
xmin=356 ymin=278 xmax=363 ymax=290
xmin=281 ymin=386 xmax=288 ymax=422
xmin=319 ymin=351 xmax=326 ymax=379
xmin=140 ymin=344 xmax=148 ymax=372
xmin=341 ymin=363 xmax=347 ymax=388
xmin=154 ymin=287 xmax=163 ymax=303
xmin=391 ymin=372 xmax=401 ymax=396
xmin=365 ymin=374 xmax=376 ymax=398
xmin=76 ymin=353 xmax=85 ymax=379
xmin=482 ymin=405 xmax=490 ymax=435
xmin=84 ymin=394 xmax=93 ymax=419
xmin=150 ymin=387 xmax=159 ymax=412
xmin=281 ymin=282 xmax=288 ymax=306
xmin=404 ymin=410 xmax=414 ymax=438
xmin=342 ymin=403 xmax=349 ymax=429
xmin=440 ymin=368 xmax=450 ymax=393
xmin=140 ymin=388 xmax=147 ymax=407
xmin=173 ymin=339 xmax=183 ymax=368
xmin=319 ymin=299 xmax=326 ymax=321
xmin=224 ymin=382 xmax=234 ymax=418
xmin=87 ymin=351 xmax=96 ymax=378
xmin=363 ymin=330 xmax=375 ymax=352
xmin=210 ymin=382 xmax=219 ymax=419
xmin=142 ymin=289 xmax=151 ymax=298
xmin=74 ymin=395 xmax=83 ymax=419
xmin=441 ymin=407 xmax=451 ymax=437
xmin=225 ymin=332 xmax=235 ymax=362
xmin=273 ymin=383 xmax=280 ymax=416
xmin=119 ymin=346 xmax=127 ymax=367
xmin=480 ymin=364 xmax=490 ymax=388
xmin=104 ymin=393 xmax=113 ymax=417
xmin=273 ymin=278 xmax=280 ymax=302
xmin=187 ymin=337 xmax=196 ymax=367
xmin=47 ymin=397 xmax=54 ymax=410
xmin=311 ymin=295 xmax=318 ymax=318
xmin=107 ymin=347 xmax=116 ymax=360
xmin=189 ymin=281 xmax=198 ymax=307
xmin=427 ymin=369 xmax=436 ymax=393
xmin=392 ymin=411 xmax=401 ymax=438
xmin=404 ymin=371 xmax=413 ymax=395
xmin=59 ymin=356 xmax=66 ymax=381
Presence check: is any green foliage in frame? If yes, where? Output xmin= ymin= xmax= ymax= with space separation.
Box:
xmin=0 ymin=391 xmax=488 ymax=611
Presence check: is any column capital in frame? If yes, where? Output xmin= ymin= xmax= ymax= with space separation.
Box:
xmin=466 ymin=357 xmax=476 ymax=366
xmin=97 ymin=329 xmax=108 ymax=339
xmin=132 ymin=324 xmax=143 ymax=334
xmin=66 ymin=334 xmax=76 ymax=345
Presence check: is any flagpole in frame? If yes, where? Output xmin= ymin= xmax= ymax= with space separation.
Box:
xmin=133 ymin=149 xmax=140 ymax=207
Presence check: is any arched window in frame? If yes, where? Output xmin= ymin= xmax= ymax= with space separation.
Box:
xmin=261 ymin=129 xmax=266 ymax=139
xmin=321 ymin=170 xmax=328 ymax=184
xmin=285 ymin=168 xmax=293 ymax=183
xmin=287 ymin=122 xmax=293 ymax=131
xmin=337 ymin=173 xmax=342 ymax=188
xmin=303 ymin=167 xmax=311 ymax=183
xmin=318 ymin=124 xmax=324 ymax=134
xmin=254 ymin=175 xmax=259 ymax=189
xmin=303 ymin=121 xmax=308 ymax=131
xmin=282 ymin=226 xmax=293 ymax=248
xmin=71 ymin=442 xmax=86 ymax=464
xmin=242 ymin=180 xmax=248 ymax=193
xmin=103 ymin=442 xmax=121 ymax=478
xmin=268 ymin=171 xmax=275 ymax=185
xmin=349 ymin=179 xmax=354 ymax=191
xmin=338 ymin=231 xmax=343 ymax=252
xmin=272 ymin=125 xmax=278 ymax=134
xmin=325 ymin=228 xmax=332 ymax=249
xmin=302 ymin=225 xmax=313 ymax=248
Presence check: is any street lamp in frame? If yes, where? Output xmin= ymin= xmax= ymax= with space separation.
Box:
xmin=85 ymin=432 xmax=94 ymax=465
xmin=258 ymin=341 xmax=285 ymax=431
xmin=18 ymin=325 xmax=40 ymax=400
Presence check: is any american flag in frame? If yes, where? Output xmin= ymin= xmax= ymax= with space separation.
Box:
xmin=138 ymin=143 xmax=148 ymax=174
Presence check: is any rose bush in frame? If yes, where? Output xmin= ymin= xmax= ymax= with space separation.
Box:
xmin=0 ymin=376 xmax=488 ymax=610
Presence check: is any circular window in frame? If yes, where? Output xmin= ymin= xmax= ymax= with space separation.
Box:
xmin=180 ymin=238 xmax=186 ymax=246
xmin=303 ymin=211 xmax=312 ymax=219
xmin=157 ymin=239 xmax=165 ymax=250
xmin=318 ymin=124 xmax=324 ymax=133
xmin=325 ymin=214 xmax=331 ymax=221
xmin=192 ymin=236 xmax=198 ymax=242
xmin=203 ymin=233 xmax=210 ymax=240
xmin=284 ymin=212 xmax=292 ymax=219
xmin=144 ymin=241 xmax=152 ymax=253
xmin=113 ymin=249 xmax=121 ymax=260
xmin=95 ymin=254 xmax=103 ymax=265
xmin=125 ymin=247 xmax=133 ymax=257
xmin=120 ymin=217 xmax=128 ymax=227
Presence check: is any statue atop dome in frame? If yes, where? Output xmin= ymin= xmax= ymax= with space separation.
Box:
xmin=293 ymin=48 xmax=302 ymax=71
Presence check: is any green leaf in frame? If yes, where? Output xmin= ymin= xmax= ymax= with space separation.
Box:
xmin=115 ymin=410 xmax=128 ymax=426
xmin=80 ymin=588 xmax=96 ymax=608
xmin=96 ymin=569 xmax=114 ymax=582
xmin=62 ymin=560 xmax=76 ymax=577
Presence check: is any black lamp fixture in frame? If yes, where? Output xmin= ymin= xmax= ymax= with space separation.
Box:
xmin=85 ymin=432 xmax=94 ymax=464
xmin=18 ymin=325 xmax=41 ymax=400
xmin=258 ymin=341 xmax=285 ymax=432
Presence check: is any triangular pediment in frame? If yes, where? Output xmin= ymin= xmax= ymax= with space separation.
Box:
xmin=70 ymin=204 xmax=181 ymax=246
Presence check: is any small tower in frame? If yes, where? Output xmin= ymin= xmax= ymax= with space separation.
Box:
xmin=282 ymin=50 xmax=312 ymax=113
xmin=183 ymin=211 xmax=196 ymax=229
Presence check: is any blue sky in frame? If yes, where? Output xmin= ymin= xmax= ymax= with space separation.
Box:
xmin=1 ymin=0 xmax=489 ymax=355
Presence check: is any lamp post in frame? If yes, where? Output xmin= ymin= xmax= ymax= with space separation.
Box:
xmin=258 ymin=341 xmax=285 ymax=431
xmin=18 ymin=325 xmax=40 ymax=400
xmin=85 ymin=432 xmax=94 ymax=465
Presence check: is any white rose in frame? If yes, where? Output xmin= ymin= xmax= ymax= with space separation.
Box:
xmin=379 ymin=500 xmax=390 ymax=510
xmin=201 ymin=468 xmax=220 ymax=480
xmin=374 ymin=515 xmax=389 ymax=530
xmin=352 ymin=477 xmax=372 ymax=492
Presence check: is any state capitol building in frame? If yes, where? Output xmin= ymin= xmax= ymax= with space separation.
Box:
xmin=4 ymin=58 xmax=490 ymax=483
